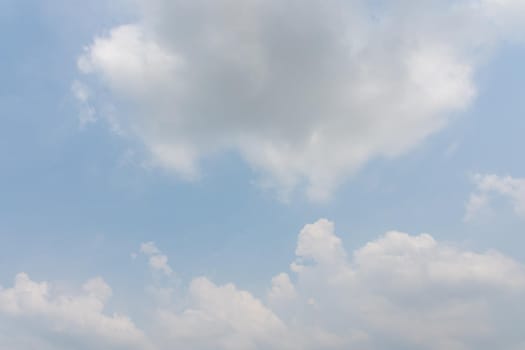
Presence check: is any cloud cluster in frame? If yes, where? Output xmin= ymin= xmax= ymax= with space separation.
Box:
xmin=0 ymin=273 xmax=149 ymax=350
xmin=3 ymin=219 xmax=525 ymax=349
xmin=465 ymin=173 xmax=525 ymax=221
xmin=75 ymin=0 xmax=525 ymax=200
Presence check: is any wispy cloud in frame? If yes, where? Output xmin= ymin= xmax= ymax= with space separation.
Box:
xmin=465 ymin=173 xmax=525 ymax=221
xmin=139 ymin=241 xmax=173 ymax=276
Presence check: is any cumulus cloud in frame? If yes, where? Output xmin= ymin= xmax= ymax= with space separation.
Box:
xmin=139 ymin=241 xmax=173 ymax=275
xmin=465 ymin=173 xmax=525 ymax=221
xmin=75 ymin=0 xmax=525 ymax=200
xmin=154 ymin=277 xmax=290 ymax=350
xmin=268 ymin=273 xmax=296 ymax=304
xmin=277 ymin=219 xmax=525 ymax=349
xmin=3 ymin=220 xmax=525 ymax=349
xmin=0 ymin=273 xmax=150 ymax=350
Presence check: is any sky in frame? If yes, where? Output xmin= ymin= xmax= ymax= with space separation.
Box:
xmin=1 ymin=0 xmax=525 ymax=349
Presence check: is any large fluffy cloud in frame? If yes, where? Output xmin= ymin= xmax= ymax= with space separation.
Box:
xmin=281 ymin=220 xmax=525 ymax=349
xmin=153 ymin=277 xmax=290 ymax=350
xmin=0 ymin=274 xmax=150 ymax=350
xmin=75 ymin=0 xmax=525 ymax=200
xmin=3 ymin=219 xmax=525 ymax=349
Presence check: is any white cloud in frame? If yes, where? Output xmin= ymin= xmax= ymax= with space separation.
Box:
xmin=278 ymin=219 xmax=525 ymax=349
xmin=139 ymin=241 xmax=173 ymax=275
xmin=154 ymin=277 xmax=290 ymax=350
xmin=76 ymin=0 xmax=525 ymax=200
xmin=140 ymin=241 xmax=161 ymax=255
xmin=268 ymin=273 xmax=296 ymax=304
xmin=465 ymin=173 xmax=525 ymax=221
xmin=153 ymin=219 xmax=525 ymax=349
xmin=3 ymin=220 xmax=525 ymax=349
xmin=0 ymin=273 xmax=150 ymax=350
xmin=71 ymin=80 xmax=97 ymax=126
xmin=148 ymin=255 xmax=172 ymax=276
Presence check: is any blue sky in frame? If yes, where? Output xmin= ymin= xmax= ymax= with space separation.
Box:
xmin=2 ymin=1 xmax=525 ymax=349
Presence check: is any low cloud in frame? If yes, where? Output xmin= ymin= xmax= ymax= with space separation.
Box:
xmin=0 ymin=273 xmax=149 ymax=350
xmin=3 ymin=219 xmax=525 ymax=349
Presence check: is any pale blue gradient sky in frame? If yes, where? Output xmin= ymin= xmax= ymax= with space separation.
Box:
xmin=1 ymin=2 xmax=525 ymax=349
xmin=2 ymin=0 xmax=525 ymax=288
